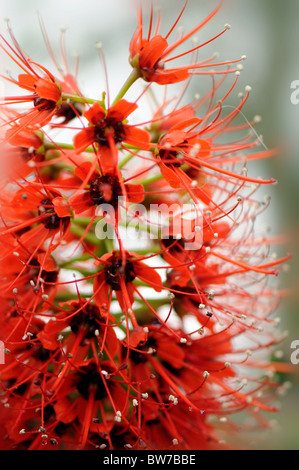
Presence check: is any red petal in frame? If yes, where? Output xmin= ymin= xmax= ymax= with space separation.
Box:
xmin=159 ymin=162 xmax=181 ymax=188
xmin=124 ymin=125 xmax=151 ymax=150
xmin=54 ymin=398 xmax=77 ymax=424
xmin=53 ymin=197 xmax=72 ymax=218
xmin=37 ymin=319 xmax=68 ymax=350
xmin=99 ymin=143 xmax=118 ymax=174
xmin=94 ymin=273 xmax=110 ymax=313
xmin=17 ymin=73 xmax=36 ymax=91
xmin=115 ymin=282 xmax=135 ymax=310
xmin=150 ymin=68 xmax=190 ymax=85
xmin=35 ymin=78 xmax=61 ymax=102
xmin=158 ymin=340 xmax=185 ymax=369
xmin=161 ymin=129 xmax=186 ymax=147
xmin=74 ymin=161 xmax=95 ymax=181
xmin=139 ymin=36 xmax=168 ymax=70
xmin=73 ymin=128 xmax=95 ymax=153
xmin=108 ymin=99 xmax=137 ymax=121
xmin=129 ymin=25 xmax=142 ymax=58
xmin=5 ymin=127 xmax=41 ymax=148
xmin=125 ymin=183 xmax=144 ymax=203
xmin=160 ymin=105 xmax=195 ymax=131
xmin=111 ymin=383 xmax=129 ymax=412
xmin=170 ymin=117 xmax=203 ymax=131
xmin=36 ymin=253 xmax=57 ymax=272
xmin=127 ymin=327 xmax=147 ymax=348
xmin=84 ymin=102 xmax=105 ymax=125
xmin=134 ymin=261 xmax=162 ymax=292
xmin=69 ymin=192 xmax=92 ymax=215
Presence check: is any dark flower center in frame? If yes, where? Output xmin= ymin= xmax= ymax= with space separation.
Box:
xmin=55 ymin=101 xmax=84 ymax=123
xmin=129 ymin=337 xmax=157 ymax=364
xmin=105 ymin=259 xmax=136 ymax=291
xmin=38 ymin=198 xmax=70 ymax=230
xmin=33 ymin=96 xmax=56 ymax=112
xmin=89 ymin=175 xmax=122 ymax=209
xmin=162 ymin=236 xmax=184 ymax=253
xmin=94 ymin=117 xmax=125 ymax=147
xmin=29 ymin=257 xmax=58 ymax=286
xmin=38 ymin=198 xmax=61 ymax=229
xmin=70 ymin=304 xmax=102 ymax=339
xmin=33 ymin=346 xmax=51 ymax=361
xmin=76 ymin=363 xmax=107 ymax=400
xmin=159 ymin=148 xmax=183 ymax=167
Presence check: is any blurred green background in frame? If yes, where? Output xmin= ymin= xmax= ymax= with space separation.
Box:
xmin=1 ymin=0 xmax=298 ymax=450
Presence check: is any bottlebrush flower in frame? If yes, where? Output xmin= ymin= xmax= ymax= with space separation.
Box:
xmin=69 ymin=161 xmax=144 ymax=223
xmin=73 ymin=100 xmax=151 ymax=172
xmin=93 ymin=250 xmax=162 ymax=316
xmin=0 ymin=21 xmax=85 ymax=138
xmin=0 ymin=1 xmax=291 ymax=452
xmin=129 ymin=1 xmax=245 ymax=84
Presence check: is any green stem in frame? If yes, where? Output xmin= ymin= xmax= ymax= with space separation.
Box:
xmin=70 ymin=224 xmax=100 ymax=245
xmin=60 ymin=253 xmax=94 ymax=268
xmin=61 ymin=93 xmax=103 ymax=106
xmin=44 ymin=142 xmax=95 ymax=154
xmin=138 ymin=164 xmax=190 ymax=186
xmin=74 ymin=217 xmax=159 ymax=235
xmin=118 ymin=153 xmax=134 ymax=169
xmin=137 ymin=173 xmax=163 ymax=186
xmin=112 ymin=69 xmax=141 ymax=105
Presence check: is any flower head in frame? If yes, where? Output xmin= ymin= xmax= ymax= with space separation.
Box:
xmin=129 ymin=1 xmax=243 ymax=84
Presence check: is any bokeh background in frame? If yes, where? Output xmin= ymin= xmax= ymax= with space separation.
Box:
xmin=1 ymin=0 xmax=298 ymax=450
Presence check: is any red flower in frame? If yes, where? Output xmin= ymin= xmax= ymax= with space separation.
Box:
xmin=94 ymin=250 xmax=162 ymax=315
xmin=129 ymin=2 xmax=242 ymax=84
xmin=69 ymin=161 xmax=144 ymax=224
xmin=0 ymin=32 xmax=62 ymax=129
xmin=73 ymin=100 xmax=151 ymax=167
xmin=0 ymin=186 xmax=72 ymax=251
xmin=0 ymin=25 xmax=86 ymax=134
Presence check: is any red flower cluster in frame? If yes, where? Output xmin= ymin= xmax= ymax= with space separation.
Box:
xmin=0 ymin=2 xmax=291 ymax=450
